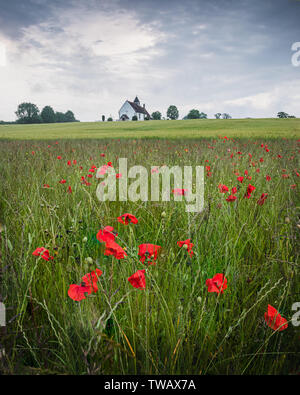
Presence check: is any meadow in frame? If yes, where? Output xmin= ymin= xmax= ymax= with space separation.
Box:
xmin=0 ymin=117 xmax=300 ymax=139
xmin=0 ymin=126 xmax=299 ymax=375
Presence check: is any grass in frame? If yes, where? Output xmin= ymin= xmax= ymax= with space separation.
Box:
xmin=0 ymin=118 xmax=300 ymax=140
xmin=0 ymin=136 xmax=299 ymax=375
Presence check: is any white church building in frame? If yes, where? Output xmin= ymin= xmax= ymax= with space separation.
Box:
xmin=118 ymin=96 xmax=150 ymax=121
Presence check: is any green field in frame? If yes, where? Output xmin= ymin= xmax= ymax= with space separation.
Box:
xmin=1 ymin=133 xmax=299 ymax=375
xmin=0 ymin=118 xmax=300 ymax=139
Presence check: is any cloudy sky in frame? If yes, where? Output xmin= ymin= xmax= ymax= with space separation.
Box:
xmin=0 ymin=0 xmax=300 ymax=121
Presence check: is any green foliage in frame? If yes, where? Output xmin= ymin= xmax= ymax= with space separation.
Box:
xmin=41 ymin=106 xmax=56 ymax=123
xmin=151 ymin=111 xmax=162 ymax=120
xmin=107 ymin=117 xmax=113 ymax=121
xmin=0 ymin=137 xmax=298 ymax=375
xmin=0 ymin=119 xmax=299 ymax=139
xmin=187 ymin=109 xmax=200 ymax=119
xmin=167 ymin=105 xmax=179 ymax=120
xmin=64 ymin=110 xmax=76 ymax=122
xmin=132 ymin=115 xmax=138 ymax=121
xmin=15 ymin=102 xmax=41 ymax=124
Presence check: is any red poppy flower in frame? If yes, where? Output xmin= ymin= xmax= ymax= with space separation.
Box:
xmin=257 ymin=193 xmax=268 ymax=206
xmin=100 ymin=153 xmax=105 ymax=157
xmin=172 ymin=188 xmax=188 ymax=196
xmin=138 ymin=243 xmax=161 ymax=265
xmin=128 ymin=270 xmax=146 ymax=289
xmin=67 ymin=160 xmax=71 ymax=166
xmin=73 ymin=160 xmax=77 ymax=165
xmin=81 ymin=268 xmax=103 ymax=293
xmin=231 ymin=187 xmax=237 ymax=194
xmin=264 ymin=304 xmax=288 ymax=331
xmin=282 ymin=174 xmax=289 ymax=179
xmin=259 ymin=158 xmax=264 ymax=162
xmin=68 ymin=269 xmax=103 ymax=301
xmin=116 ymin=173 xmax=122 ymax=178
xmin=97 ymin=226 xmax=117 ymax=243
xmin=117 ymin=213 xmax=138 ymax=225
xmin=290 ymin=184 xmax=296 ymax=189
xmin=177 ymin=239 xmax=194 ymax=257
xmin=266 ymin=175 xmax=271 ymax=181
xmin=247 ymin=184 xmax=256 ymax=194
xmin=57 ymin=156 xmax=62 ymax=159
xmin=68 ymin=284 xmax=91 ymax=301
xmin=43 ymin=184 xmax=50 ymax=188
xmin=32 ymin=247 xmax=54 ymax=261
xmin=59 ymin=179 xmax=66 ymax=184
xmin=67 ymin=186 xmax=72 ymax=193
xmin=226 ymin=195 xmax=237 ymax=202
xmin=218 ymin=184 xmax=229 ymax=193
xmin=237 ymin=176 xmax=244 ymax=183
xmin=206 ymin=273 xmax=228 ymax=294
xmin=104 ymin=240 xmax=127 ymax=259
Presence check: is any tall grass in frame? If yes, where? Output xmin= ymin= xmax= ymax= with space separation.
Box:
xmin=0 ymin=137 xmax=299 ymax=374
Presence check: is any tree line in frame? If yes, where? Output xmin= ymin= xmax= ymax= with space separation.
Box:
xmin=14 ymin=102 xmax=79 ymax=124
xmin=150 ymin=106 xmax=231 ymax=120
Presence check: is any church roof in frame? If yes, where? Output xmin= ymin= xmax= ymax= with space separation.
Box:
xmin=134 ymin=96 xmax=140 ymax=103
xmin=127 ymin=100 xmax=150 ymax=117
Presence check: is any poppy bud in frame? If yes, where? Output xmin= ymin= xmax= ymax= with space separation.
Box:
xmin=85 ymin=257 xmax=93 ymax=264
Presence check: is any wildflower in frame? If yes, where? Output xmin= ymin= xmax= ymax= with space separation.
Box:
xmin=218 ymin=184 xmax=229 ymax=193
xmin=237 ymin=176 xmax=244 ymax=183
xmin=117 ymin=213 xmax=138 ymax=225
xmin=257 ymin=193 xmax=268 ymax=206
xmin=67 ymin=284 xmax=91 ymax=301
xmin=32 ymin=247 xmax=54 ymax=261
xmin=206 ymin=273 xmax=228 ymax=294
xmin=266 ymin=175 xmax=271 ymax=181
xmin=231 ymin=187 xmax=237 ymax=194
xmin=138 ymin=243 xmax=161 ymax=265
xmin=128 ymin=270 xmax=146 ymax=289
xmin=226 ymin=195 xmax=237 ymax=202
xmin=104 ymin=240 xmax=127 ymax=259
xmin=59 ymin=179 xmax=66 ymax=184
xmin=264 ymin=304 xmax=288 ymax=331
xmin=177 ymin=239 xmax=194 ymax=257
xmin=96 ymin=226 xmax=117 ymax=243
xmin=172 ymin=188 xmax=188 ymax=196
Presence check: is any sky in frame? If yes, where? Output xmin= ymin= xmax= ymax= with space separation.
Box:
xmin=0 ymin=0 xmax=300 ymax=121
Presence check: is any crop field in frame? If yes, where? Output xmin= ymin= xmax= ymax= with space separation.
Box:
xmin=0 ymin=129 xmax=299 ymax=374
xmin=0 ymin=118 xmax=300 ymax=140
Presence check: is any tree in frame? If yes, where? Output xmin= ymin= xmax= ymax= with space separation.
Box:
xmin=187 ymin=109 xmax=200 ymax=119
xmin=214 ymin=113 xmax=222 ymax=119
xmin=167 ymin=105 xmax=179 ymax=120
xmin=55 ymin=112 xmax=66 ymax=122
xmin=102 ymin=115 xmax=105 ymax=122
xmin=151 ymin=111 xmax=162 ymax=120
xmin=107 ymin=117 xmax=113 ymax=121
xmin=15 ymin=102 xmax=41 ymax=124
xmin=222 ymin=113 xmax=232 ymax=119
xmin=64 ymin=110 xmax=76 ymax=122
xmin=41 ymin=106 xmax=56 ymax=123
xmin=132 ymin=115 xmax=138 ymax=121
xmin=199 ymin=112 xmax=207 ymax=119
xmin=277 ymin=112 xmax=289 ymax=118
